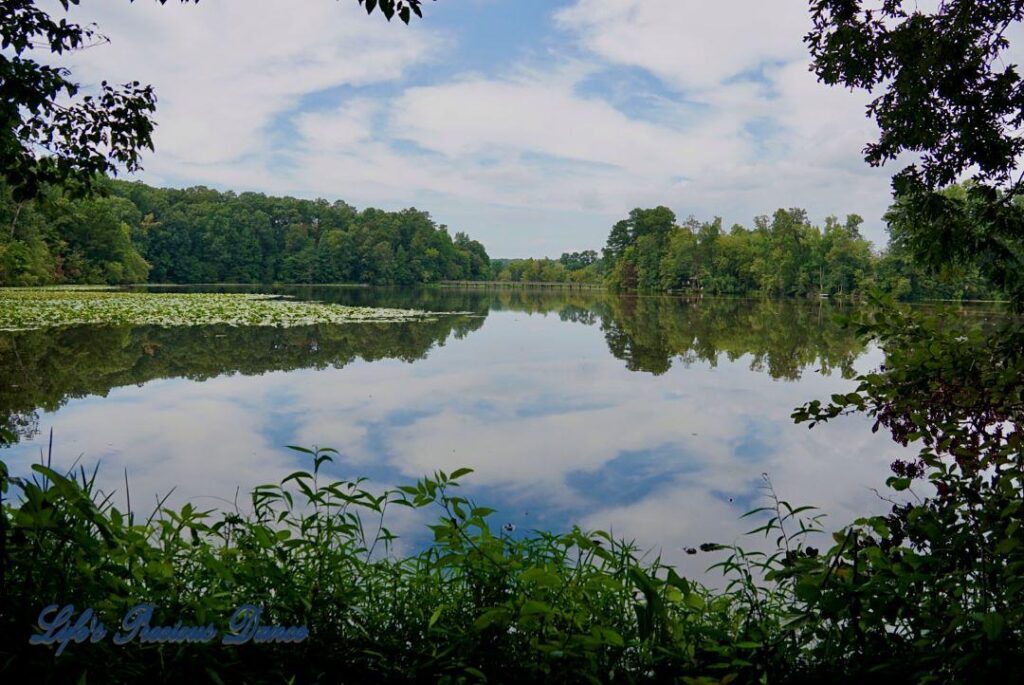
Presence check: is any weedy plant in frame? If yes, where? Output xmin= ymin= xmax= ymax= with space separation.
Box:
xmin=786 ymin=294 xmax=1024 ymax=682
xmin=0 ymin=442 xmax=788 ymax=684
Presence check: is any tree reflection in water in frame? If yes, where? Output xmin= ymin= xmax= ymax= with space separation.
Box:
xmin=1 ymin=287 xmax=864 ymax=446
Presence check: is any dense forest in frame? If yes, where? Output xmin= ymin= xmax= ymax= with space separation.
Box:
xmin=0 ymin=179 xmax=491 ymax=286
xmin=596 ymin=192 xmax=1004 ymax=300
xmin=2 ymin=176 xmax=1001 ymax=300
xmin=493 ymin=188 xmax=1006 ymax=301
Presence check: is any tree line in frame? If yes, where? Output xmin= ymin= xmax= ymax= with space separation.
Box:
xmin=598 ymin=194 xmax=1005 ymax=300
xmin=488 ymin=190 xmax=1007 ymax=301
xmin=0 ymin=178 xmax=490 ymax=286
xmin=3 ymin=174 xmax=1006 ymax=300
xmin=490 ymin=251 xmax=603 ymax=284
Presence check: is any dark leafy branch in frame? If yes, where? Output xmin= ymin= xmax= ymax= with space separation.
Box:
xmin=356 ymin=0 xmax=433 ymax=24
xmin=807 ymin=0 xmax=1024 ymax=193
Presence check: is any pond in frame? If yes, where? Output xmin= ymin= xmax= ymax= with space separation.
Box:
xmin=1 ymin=285 xmax=906 ymax=571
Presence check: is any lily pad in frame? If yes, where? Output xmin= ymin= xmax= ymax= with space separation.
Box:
xmin=0 ymin=289 xmax=443 ymax=330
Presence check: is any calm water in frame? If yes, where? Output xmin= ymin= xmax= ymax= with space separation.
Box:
xmin=2 ymin=286 xmax=905 ymax=569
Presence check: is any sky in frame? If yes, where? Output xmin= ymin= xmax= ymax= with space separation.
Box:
xmin=56 ymin=0 xmax=898 ymax=257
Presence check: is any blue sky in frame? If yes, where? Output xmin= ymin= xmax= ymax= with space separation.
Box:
xmin=62 ymin=0 xmax=897 ymax=256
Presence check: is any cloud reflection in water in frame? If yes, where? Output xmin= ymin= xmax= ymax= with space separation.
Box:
xmin=1 ymin=289 xmax=904 ymax=573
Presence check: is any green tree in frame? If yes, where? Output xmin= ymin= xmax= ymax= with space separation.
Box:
xmin=599 ymin=206 xmax=903 ymax=298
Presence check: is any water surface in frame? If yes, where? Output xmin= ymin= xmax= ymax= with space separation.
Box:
xmin=2 ymin=286 xmax=904 ymax=570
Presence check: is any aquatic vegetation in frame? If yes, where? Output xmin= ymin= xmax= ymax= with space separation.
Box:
xmin=0 ymin=289 xmax=447 ymax=330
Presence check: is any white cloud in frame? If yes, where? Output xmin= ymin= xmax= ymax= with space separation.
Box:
xmin=43 ymin=0 xmax=902 ymax=254
xmin=280 ymin=68 xmax=750 ymax=216
xmin=296 ymin=99 xmax=381 ymax=151
xmin=56 ymin=0 xmax=439 ymax=168
xmin=545 ymin=0 xmax=895 ymax=243
xmin=554 ymin=0 xmax=810 ymax=90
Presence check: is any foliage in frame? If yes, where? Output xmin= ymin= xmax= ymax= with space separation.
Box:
xmin=1 ymin=0 xmax=158 ymax=200
xmin=882 ymin=182 xmax=1024 ymax=304
xmin=598 ymin=203 xmax=1006 ymax=301
xmin=600 ymin=207 xmax=870 ymax=297
xmin=807 ymin=0 xmax=1024 ymax=193
xmin=0 ymin=180 xmax=152 ymax=285
xmin=3 ymin=1 xmax=1022 ymax=681
xmin=796 ymin=13 xmax=1024 ymax=674
xmin=4 ymin=359 xmax=1022 ymax=684
xmin=807 ymin=0 xmax=1024 ymax=305
xmin=0 ymin=448 xmax=789 ymax=684
xmin=0 ymin=0 xmax=424 ymax=201
xmin=491 ymin=253 xmax=603 ymax=284
xmin=357 ymin=0 xmax=433 ymax=23
xmin=0 ymin=178 xmax=491 ymax=286
xmin=787 ymin=295 xmax=1024 ymax=680
xmin=798 ymin=10 xmax=1024 ymax=673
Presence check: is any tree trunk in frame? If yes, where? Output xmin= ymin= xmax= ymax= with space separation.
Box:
xmin=9 ymin=201 xmax=24 ymax=238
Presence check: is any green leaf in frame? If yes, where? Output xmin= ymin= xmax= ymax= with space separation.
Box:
xmin=981 ymin=613 xmax=1005 ymax=641
xmin=887 ymin=476 xmax=911 ymax=491
xmin=463 ymin=667 xmax=487 ymax=682
xmin=473 ymin=608 xmax=509 ymax=631
xmin=520 ymin=567 xmax=561 ymax=588
xmin=995 ymin=538 xmax=1019 ymax=554
xmin=520 ymin=600 xmax=555 ymax=617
